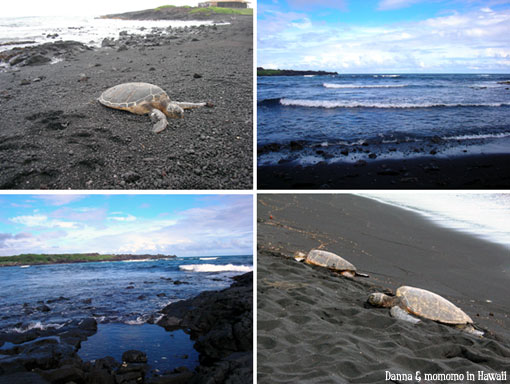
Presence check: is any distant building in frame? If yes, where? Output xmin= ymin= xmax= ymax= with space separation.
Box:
xmin=198 ymin=0 xmax=249 ymax=8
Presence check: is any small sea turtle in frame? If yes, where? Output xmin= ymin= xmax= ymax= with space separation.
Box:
xmin=368 ymin=286 xmax=483 ymax=336
xmin=294 ymin=249 xmax=368 ymax=278
xmin=98 ymin=82 xmax=208 ymax=133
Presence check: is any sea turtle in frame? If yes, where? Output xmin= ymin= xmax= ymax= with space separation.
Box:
xmin=294 ymin=249 xmax=369 ymax=278
xmin=98 ymin=82 xmax=208 ymax=133
xmin=368 ymin=286 xmax=483 ymax=336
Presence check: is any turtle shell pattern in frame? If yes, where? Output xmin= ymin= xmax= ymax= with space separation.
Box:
xmin=305 ymin=249 xmax=357 ymax=272
xmin=99 ymin=82 xmax=170 ymax=115
xmin=397 ymin=286 xmax=473 ymax=325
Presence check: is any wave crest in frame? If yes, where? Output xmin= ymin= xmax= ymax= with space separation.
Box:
xmin=323 ymin=83 xmax=407 ymax=89
xmin=179 ymin=264 xmax=253 ymax=273
xmin=279 ymin=99 xmax=510 ymax=109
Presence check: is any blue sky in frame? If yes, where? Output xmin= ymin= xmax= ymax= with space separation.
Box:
xmin=258 ymin=0 xmax=510 ymax=73
xmin=0 ymin=194 xmax=252 ymax=257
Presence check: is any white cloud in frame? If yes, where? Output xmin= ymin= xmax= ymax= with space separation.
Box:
xmin=10 ymin=214 xmax=78 ymax=229
xmin=258 ymin=6 xmax=510 ymax=72
xmin=287 ymin=0 xmax=347 ymax=11
xmin=35 ymin=195 xmax=86 ymax=206
xmin=11 ymin=214 xmax=48 ymax=227
xmin=1 ymin=196 xmax=252 ymax=257
xmin=108 ymin=214 xmax=137 ymax=222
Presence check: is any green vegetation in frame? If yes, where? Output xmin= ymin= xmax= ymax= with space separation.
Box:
xmin=0 ymin=253 xmax=175 ymax=267
xmin=155 ymin=5 xmax=192 ymax=10
xmin=257 ymin=68 xmax=283 ymax=76
xmin=0 ymin=253 xmax=114 ymax=266
xmin=190 ymin=7 xmax=253 ymax=16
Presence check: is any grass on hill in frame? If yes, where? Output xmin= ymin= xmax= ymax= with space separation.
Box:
xmin=257 ymin=68 xmax=283 ymax=76
xmin=155 ymin=5 xmax=191 ymax=10
xmin=190 ymin=7 xmax=253 ymax=15
xmin=0 ymin=253 xmax=115 ymax=266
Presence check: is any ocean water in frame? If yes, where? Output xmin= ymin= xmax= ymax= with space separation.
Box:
xmin=360 ymin=193 xmax=510 ymax=248
xmin=79 ymin=324 xmax=199 ymax=373
xmin=0 ymin=15 xmax=220 ymax=52
xmin=258 ymin=74 xmax=510 ymax=166
xmin=0 ymin=254 xmax=252 ymax=331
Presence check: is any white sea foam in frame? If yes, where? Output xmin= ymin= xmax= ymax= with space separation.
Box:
xmin=381 ymin=74 xmax=400 ymax=77
xmin=179 ymin=264 xmax=253 ymax=273
xmin=121 ymin=258 xmax=151 ymax=263
xmin=304 ymin=75 xmax=315 ymax=77
xmin=20 ymin=265 xmax=30 ymax=268
xmin=442 ymin=132 xmax=510 ymax=141
xmin=323 ymin=83 xmax=407 ymax=89
xmin=0 ymin=15 xmax=222 ymax=52
xmin=279 ymin=98 xmax=510 ymax=109
xmin=10 ymin=321 xmax=65 ymax=333
xmin=199 ymin=257 xmax=218 ymax=260
xmin=359 ymin=193 xmax=510 ymax=248
xmin=125 ymin=316 xmax=147 ymax=325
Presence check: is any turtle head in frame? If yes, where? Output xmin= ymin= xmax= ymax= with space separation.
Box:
xmin=368 ymin=292 xmax=394 ymax=307
xmin=166 ymin=103 xmax=184 ymax=119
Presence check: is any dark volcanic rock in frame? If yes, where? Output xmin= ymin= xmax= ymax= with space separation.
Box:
xmin=289 ymin=141 xmax=304 ymax=151
xmin=36 ymin=304 xmax=51 ymax=312
xmin=121 ymin=350 xmax=147 ymax=364
xmin=38 ymin=364 xmax=85 ymax=384
xmin=0 ymin=41 xmax=90 ymax=68
xmin=0 ymin=372 xmax=50 ymax=384
xmin=157 ymin=272 xmax=252 ymax=382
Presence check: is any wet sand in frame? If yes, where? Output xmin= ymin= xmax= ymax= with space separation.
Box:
xmin=0 ymin=13 xmax=252 ymax=189
xmin=257 ymin=194 xmax=510 ymax=383
xmin=258 ymin=153 xmax=510 ymax=189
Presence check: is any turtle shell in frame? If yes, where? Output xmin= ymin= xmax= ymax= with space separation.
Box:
xmin=99 ymin=82 xmax=170 ymax=114
xmin=397 ymin=286 xmax=473 ymax=325
xmin=305 ymin=249 xmax=356 ymax=272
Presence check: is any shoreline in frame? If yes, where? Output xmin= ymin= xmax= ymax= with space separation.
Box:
xmin=0 ymin=272 xmax=253 ymax=383
xmin=0 ymin=253 xmax=176 ymax=267
xmin=258 ymin=194 xmax=510 ymax=383
xmin=258 ymin=152 xmax=510 ymax=188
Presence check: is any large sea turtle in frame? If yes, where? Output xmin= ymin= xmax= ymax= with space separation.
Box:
xmin=98 ymin=82 xmax=208 ymax=133
xmin=368 ymin=286 xmax=483 ymax=336
xmin=294 ymin=249 xmax=368 ymax=278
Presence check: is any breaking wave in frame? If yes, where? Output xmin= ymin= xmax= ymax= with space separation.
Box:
xmin=442 ymin=132 xmax=510 ymax=141
xmin=9 ymin=321 xmax=65 ymax=333
xmin=279 ymin=98 xmax=510 ymax=109
xmin=323 ymin=83 xmax=407 ymax=89
xmin=179 ymin=264 xmax=253 ymax=273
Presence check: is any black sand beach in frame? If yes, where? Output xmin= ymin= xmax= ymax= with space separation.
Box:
xmin=258 ymin=194 xmax=510 ymax=383
xmin=0 ymin=9 xmax=252 ymax=189
xmin=258 ymin=153 xmax=510 ymax=189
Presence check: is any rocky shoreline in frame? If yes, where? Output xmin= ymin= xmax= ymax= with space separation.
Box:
xmin=0 ymin=253 xmax=176 ymax=267
xmin=0 ymin=12 xmax=252 ymax=189
xmin=257 ymin=67 xmax=338 ymax=76
xmin=101 ymin=6 xmax=251 ymax=22
xmin=258 ymin=152 xmax=510 ymax=188
xmin=0 ymin=272 xmax=253 ymax=384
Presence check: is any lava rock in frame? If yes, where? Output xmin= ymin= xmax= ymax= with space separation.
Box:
xmin=121 ymin=350 xmax=147 ymax=364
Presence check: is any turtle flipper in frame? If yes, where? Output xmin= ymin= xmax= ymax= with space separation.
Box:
xmin=457 ymin=324 xmax=484 ymax=337
xmin=390 ymin=305 xmax=421 ymax=324
xmin=175 ymin=101 xmax=207 ymax=110
xmin=150 ymin=109 xmax=168 ymax=133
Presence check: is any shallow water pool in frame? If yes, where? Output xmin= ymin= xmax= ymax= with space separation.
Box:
xmin=78 ymin=323 xmax=199 ymax=374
